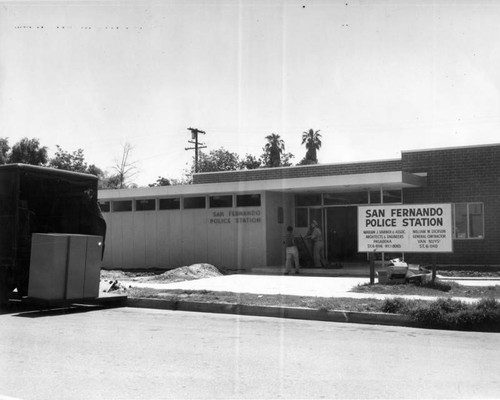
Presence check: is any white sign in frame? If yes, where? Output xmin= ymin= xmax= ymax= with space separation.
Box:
xmin=358 ymin=204 xmax=453 ymax=253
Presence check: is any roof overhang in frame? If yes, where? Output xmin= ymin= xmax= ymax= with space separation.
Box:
xmin=98 ymin=171 xmax=426 ymax=199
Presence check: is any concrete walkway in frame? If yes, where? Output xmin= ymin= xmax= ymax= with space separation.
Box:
xmin=124 ymin=274 xmax=500 ymax=304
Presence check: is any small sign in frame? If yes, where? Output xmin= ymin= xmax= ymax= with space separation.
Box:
xmin=358 ymin=204 xmax=453 ymax=253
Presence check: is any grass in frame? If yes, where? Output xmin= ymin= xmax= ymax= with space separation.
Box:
xmin=381 ymin=297 xmax=500 ymax=332
xmin=123 ymin=279 xmax=500 ymax=331
xmin=125 ymin=287 xmax=386 ymax=313
xmin=352 ymin=279 xmax=500 ymax=299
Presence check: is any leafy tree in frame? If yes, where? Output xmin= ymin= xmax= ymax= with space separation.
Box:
xmin=49 ymin=145 xmax=104 ymax=180
xmin=9 ymin=137 xmax=48 ymax=165
xmin=113 ymin=142 xmax=138 ymax=189
xmin=0 ymin=138 xmax=10 ymax=164
xmin=86 ymin=164 xmax=104 ymax=178
xmin=149 ymin=176 xmax=171 ymax=187
xmin=238 ymin=154 xmax=261 ymax=170
xmin=100 ymin=173 xmax=122 ymax=189
xmin=49 ymin=145 xmax=88 ymax=173
xmin=299 ymin=128 xmax=322 ymax=165
xmin=193 ymin=147 xmax=241 ymax=173
xmin=280 ymin=151 xmax=295 ymax=167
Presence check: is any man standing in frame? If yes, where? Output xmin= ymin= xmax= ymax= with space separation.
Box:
xmin=306 ymin=220 xmax=326 ymax=268
xmin=283 ymin=225 xmax=300 ymax=274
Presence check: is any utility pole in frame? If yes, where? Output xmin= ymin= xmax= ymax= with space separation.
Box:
xmin=185 ymin=127 xmax=207 ymax=173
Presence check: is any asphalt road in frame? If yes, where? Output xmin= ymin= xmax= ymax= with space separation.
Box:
xmin=1 ymin=307 xmax=499 ymax=399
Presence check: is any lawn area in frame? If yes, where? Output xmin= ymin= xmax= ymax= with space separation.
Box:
xmin=123 ymin=278 xmax=500 ymax=313
xmin=351 ymin=280 xmax=500 ymax=299
xmin=126 ymin=287 xmax=387 ymax=312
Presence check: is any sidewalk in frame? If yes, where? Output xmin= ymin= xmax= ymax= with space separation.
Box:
xmin=124 ymin=273 xmax=500 ymax=304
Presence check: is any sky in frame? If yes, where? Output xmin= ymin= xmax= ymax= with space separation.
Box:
xmin=1 ymin=0 xmax=500 ymax=186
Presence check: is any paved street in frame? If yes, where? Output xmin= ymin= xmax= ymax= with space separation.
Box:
xmin=1 ymin=307 xmax=499 ymax=399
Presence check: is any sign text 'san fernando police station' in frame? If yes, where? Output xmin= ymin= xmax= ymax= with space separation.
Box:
xmin=358 ymin=204 xmax=453 ymax=253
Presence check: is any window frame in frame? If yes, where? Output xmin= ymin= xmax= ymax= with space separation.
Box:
xmin=453 ymin=202 xmax=485 ymax=240
xmin=135 ymin=198 xmax=156 ymax=211
xmin=183 ymin=196 xmax=206 ymax=209
xmin=112 ymin=200 xmax=133 ymax=212
xmin=159 ymin=197 xmax=181 ymax=210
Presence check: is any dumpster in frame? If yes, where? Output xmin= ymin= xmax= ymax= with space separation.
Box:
xmin=0 ymin=164 xmax=106 ymax=304
xmin=28 ymin=233 xmax=103 ymax=301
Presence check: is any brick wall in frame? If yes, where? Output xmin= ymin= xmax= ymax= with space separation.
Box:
xmin=193 ymin=159 xmax=402 ymax=184
xmin=402 ymin=145 xmax=500 ymax=265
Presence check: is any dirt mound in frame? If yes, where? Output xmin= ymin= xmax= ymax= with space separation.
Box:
xmin=142 ymin=263 xmax=223 ymax=283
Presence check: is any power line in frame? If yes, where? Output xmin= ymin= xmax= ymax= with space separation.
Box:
xmin=185 ymin=127 xmax=207 ymax=173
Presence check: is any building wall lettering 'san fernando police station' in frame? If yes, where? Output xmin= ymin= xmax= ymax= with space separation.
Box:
xmin=98 ymin=144 xmax=500 ymax=270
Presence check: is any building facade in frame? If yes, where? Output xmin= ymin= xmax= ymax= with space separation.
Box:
xmin=98 ymin=144 xmax=500 ymax=270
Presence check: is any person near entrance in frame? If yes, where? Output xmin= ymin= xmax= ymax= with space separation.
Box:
xmin=306 ymin=220 xmax=326 ymax=268
xmin=283 ymin=226 xmax=300 ymax=274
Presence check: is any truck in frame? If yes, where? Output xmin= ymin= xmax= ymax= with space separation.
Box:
xmin=0 ymin=164 xmax=106 ymax=304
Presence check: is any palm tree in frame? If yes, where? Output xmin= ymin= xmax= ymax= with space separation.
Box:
xmin=264 ymin=133 xmax=285 ymax=167
xmin=301 ymin=129 xmax=322 ymax=164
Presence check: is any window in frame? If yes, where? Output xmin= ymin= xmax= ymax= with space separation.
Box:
xmin=99 ymin=201 xmax=110 ymax=212
xmin=323 ymin=192 xmax=368 ymax=205
xmin=112 ymin=200 xmax=132 ymax=212
xmin=383 ymin=190 xmax=402 ymax=204
xmin=135 ymin=199 xmax=156 ymax=211
xmin=369 ymin=191 xmax=381 ymax=204
xmin=295 ymin=208 xmax=308 ymax=227
xmin=277 ymin=206 xmax=284 ymax=224
xmin=453 ymin=203 xmax=484 ymax=239
xmin=295 ymin=194 xmax=321 ymax=207
xmin=209 ymin=195 xmax=233 ymax=208
xmin=236 ymin=194 xmax=261 ymax=207
xmin=184 ymin=196 xmax=206 ymax=209
xmin=159 ymin=198 xmax=180 ymax=210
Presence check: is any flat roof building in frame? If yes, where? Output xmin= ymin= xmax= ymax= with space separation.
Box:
xmin=98 ymin=143 xmax=500 ymax=270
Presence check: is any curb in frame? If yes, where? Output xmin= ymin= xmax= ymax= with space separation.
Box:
xmin=127 ymin=298 xmax=417 ymax=328
xmin=438 ymin=276 xmax=500 ymax=281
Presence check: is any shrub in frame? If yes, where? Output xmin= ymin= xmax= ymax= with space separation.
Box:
xmin=409 ymin=298 xmax=500 ymax=331
xmin=415 ymin=279 xmax=455 ymax=292
xmin=380 ymin=297 xmax=500 ymax=331
xmin=381 ymin=297 xmax=411 ymax=314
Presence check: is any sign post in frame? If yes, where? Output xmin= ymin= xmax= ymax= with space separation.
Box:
xmin=358 ymin=204 xmax=453 ymax=283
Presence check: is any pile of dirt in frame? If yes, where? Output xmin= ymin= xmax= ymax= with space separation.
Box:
xmin=142 ymin=263 xmax=223 ymax=283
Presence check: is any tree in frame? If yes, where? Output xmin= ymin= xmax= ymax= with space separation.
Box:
xmin=86 ymin=164 xmax=104 ymax=178
xmin=261 ymin=133 xmax=295 ymax=168
xmin=299 ymin=128 xmax=322 ymax=165
xmin=0 ymin=138 xmax=10 ymax=164
xmin=238 ymin=154 xmax=261 ymax=170
xmin=49 ymin=145 xmax=88 ymax=173
xmin=149 ymin=176 xmax=171 ymax=187
xmin=113 ymin=142 xmax=138 ymax=189
xmin=193 ymin=147 xmax=241 ymax=173
xmin=9 ymin=137 xmax=48 ymax=165
xmin=49 ymin=145 xmax=104 ymax=181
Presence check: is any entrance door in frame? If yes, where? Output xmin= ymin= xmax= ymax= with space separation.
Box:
xmin=326 ymin=206 xmax=362 ymax=262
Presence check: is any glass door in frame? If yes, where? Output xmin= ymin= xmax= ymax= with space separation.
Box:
xmin=326 ymin=206 xmax=363 ymax=262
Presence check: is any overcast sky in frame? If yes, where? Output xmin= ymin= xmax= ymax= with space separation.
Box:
xmin=1 ymin=0 xmax=500 ymax=186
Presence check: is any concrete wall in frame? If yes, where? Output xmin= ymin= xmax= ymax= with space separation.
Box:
xmin=102 ymin=200 xmax=266 ymax=270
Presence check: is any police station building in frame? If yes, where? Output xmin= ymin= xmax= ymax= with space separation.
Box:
xmin=98 ymin=144 xmax=500 ymax=270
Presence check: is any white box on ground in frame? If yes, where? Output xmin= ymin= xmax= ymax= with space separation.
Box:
xmin=28 ymin=233 xmax=103 ymax=301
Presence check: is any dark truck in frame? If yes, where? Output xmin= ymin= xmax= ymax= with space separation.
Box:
xmin=0 ymin=164 xmax=106 ymax=304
